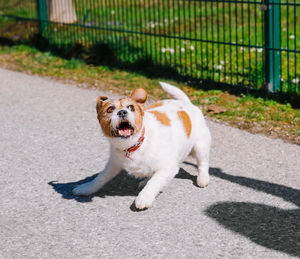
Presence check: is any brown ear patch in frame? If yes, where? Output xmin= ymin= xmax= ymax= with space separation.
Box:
xmin=96 ymin=96 xmax=108 ymax=113
xmin=130 ymin=88 xmax=147 ymax=105
xmin=99 ymin=96 xmax=108 ymax=101
xmin=146 ymin=102 xmax=163 ymax=110
xmin=177 ymin=110 xmax=192 ymax=137
xmin=149 ymin=111 xmax=171 ymax=126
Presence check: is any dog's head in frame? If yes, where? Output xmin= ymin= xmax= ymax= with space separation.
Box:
xmin=96 ymin=88 xmax=147 ymax=139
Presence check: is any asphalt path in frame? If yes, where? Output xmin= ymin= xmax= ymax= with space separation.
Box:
xmin=0 ymin=68 xmax=299 ymax=258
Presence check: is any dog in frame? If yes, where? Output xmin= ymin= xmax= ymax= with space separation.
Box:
xmin=73 ymin=82 xmax=211 ymax=210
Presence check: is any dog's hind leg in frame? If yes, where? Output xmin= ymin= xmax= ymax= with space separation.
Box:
xmin=191 ymin=132 xmax=211 ymax=188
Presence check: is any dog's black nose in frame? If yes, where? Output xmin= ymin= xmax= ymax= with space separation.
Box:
xmin=117 ymin=109 xmax=128 ymax=117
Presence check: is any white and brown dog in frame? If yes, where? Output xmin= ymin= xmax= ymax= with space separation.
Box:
xmin=73 ymin=82 xmax=211 ymax=210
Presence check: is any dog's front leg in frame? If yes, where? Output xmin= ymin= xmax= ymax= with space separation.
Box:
xmin=72 ymin=162 xmax=121 ymax=196
xmin=135 ymin=167 xmax=179 ymax=210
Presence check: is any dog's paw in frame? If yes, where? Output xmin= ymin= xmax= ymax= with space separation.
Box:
xmin=197 ymin=174 xmax=210 ymax=188
xmin=135 ymin=192 xmax=155 ymax=210
xmin=72 ymin=182 xmax=97 ymax=196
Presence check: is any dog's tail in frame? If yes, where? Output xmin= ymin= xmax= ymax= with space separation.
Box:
xmin=159 ymin=82 xmax=191 ymax=104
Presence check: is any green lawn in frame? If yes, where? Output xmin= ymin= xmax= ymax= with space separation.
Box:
xmin=0 ymin=0 xmax=299 ymax=94
xmin=0 ymin=43 xmax=299 ymax=144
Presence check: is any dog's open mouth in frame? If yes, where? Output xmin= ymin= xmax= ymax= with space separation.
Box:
xmin=116 ymin=120 xmax=134 ymax=138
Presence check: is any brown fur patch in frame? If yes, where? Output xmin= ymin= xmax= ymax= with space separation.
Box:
xmin=118 ymin=98 xmax=128 ymax=109
xmin=97 ymin=101 xmax=114 ymax=137
xmin=149 ymin=111 xmax=171 ymax=126
xmin=146 ymin=102 xmax=163 ymax=110
xmin=134 ymin=105 xmax=144 ymax=133
xmin=177 ymin=110 xmax=192 ymax=137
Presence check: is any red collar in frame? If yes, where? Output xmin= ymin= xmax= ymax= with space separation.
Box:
xmin=124 ymin=128 xmax=145 ymax=159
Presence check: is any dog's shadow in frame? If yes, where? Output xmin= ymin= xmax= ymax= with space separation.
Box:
xmin=48 ymin=167 xmax=197 ymax=203
xmin=48 ymin=170 xmax=142 ymax=203
xmin=49 ymin=163 xmax=300 ymax=255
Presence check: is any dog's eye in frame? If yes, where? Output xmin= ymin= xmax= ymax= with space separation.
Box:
xmin=127 ymin=105 xmax=135 ymax=112
xmin=107 ymin=106 xmax=115 ymax=113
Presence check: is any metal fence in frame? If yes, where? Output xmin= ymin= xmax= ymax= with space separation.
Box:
xmin=0 ymin=0 xmax=299 ymax=95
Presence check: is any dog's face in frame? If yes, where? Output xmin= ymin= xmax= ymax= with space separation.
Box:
xmin=96 ymin=88 xmax=147 ymax=139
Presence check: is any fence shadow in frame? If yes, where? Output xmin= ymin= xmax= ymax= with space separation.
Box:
xmin=27 ymin=33 xmax=183 ymax=82
xmin=184 ymin=162 xmax=300 ymax=207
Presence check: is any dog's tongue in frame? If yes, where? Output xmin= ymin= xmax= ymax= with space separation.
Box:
xmin=118 ymin=128 xmax=132 ymax=136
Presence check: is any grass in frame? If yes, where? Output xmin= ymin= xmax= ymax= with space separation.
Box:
xmin=0 ymin=43 xmax=299 ymax=144
xmin=0 ymin=0 xmax=299 ymax=94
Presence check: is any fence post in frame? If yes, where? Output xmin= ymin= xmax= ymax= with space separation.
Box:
xmin=264 ymin=0 xmax=281 ymax=92
xmin=37 ymin=0 xmax=48 ymax=33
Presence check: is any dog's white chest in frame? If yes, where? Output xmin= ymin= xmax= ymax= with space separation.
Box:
xmin=123 ymin=160 xmax=154 ymax=178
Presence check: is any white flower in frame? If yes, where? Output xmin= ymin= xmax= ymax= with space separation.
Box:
xmin=162 ymin=48 xmax=175 ymax=54
xmin=240 ymin=47 xmax=245 ymax=51
xmin=148 ymin=22 xmax=155 ymax=28
xmin=283 ymin=28 xmax=286 ymax=31
xmin=181 ymin=47 xmax=185 ymax=52
xmin=257 ymin=48 xmax=263 ymax=53
xmin=289 ymin=35 xmax=295 ymax=39
xmin=251 ymin=48 xmax=256 ymax=52
xmin=281 ymin=78 xmax=284 ymax=82
xmin=190 ymin=45 xmax=195 ymax=51
xmin=292 ymin=78 xmax=299 ymax=84
xmin=216 ymin=65 xmax=223 ymax=70
xmin=220 ymin=60 xmax=224 ymax=64
xmin=111 ymin=10 xmax=115 ymax=15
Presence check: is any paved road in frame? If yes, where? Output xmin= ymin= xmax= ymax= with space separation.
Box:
xmin=0 ymin=68 xmax=299 ymax=259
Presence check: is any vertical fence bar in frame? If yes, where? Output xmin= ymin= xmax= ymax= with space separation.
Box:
xmin=264 ymin=0 xmax=281 ymax=92
xmin=37 ymin=0 xmax=48 ymax=34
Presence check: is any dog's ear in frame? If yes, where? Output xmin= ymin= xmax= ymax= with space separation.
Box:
xmin=130 ymin=88 xmax=147 ymax=106
xmin=96 ymin=96 xmax=108 ymax=113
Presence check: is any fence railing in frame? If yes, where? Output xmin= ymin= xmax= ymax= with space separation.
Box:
xmin=0 ymin=0 xmax=299 ymax=95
